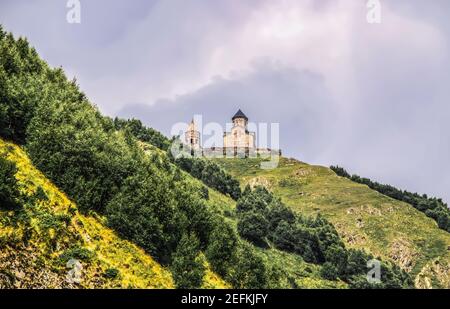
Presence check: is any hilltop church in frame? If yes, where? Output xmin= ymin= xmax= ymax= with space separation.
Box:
xmin=223 ymin=109 xmax=255 ymax=149
xmin=185 ymin=109 xmax=280 ymax=157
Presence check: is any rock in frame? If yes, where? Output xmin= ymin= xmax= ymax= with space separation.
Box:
xmin=356 ymin=218 xmax=364 ymax=228
xmin=248 ymin=176 xmax=272 ymax=190
xmin=14 ymin=270 xmax=25 ymax=280
xmin=389 ymin=239 xmax=418 ymax=272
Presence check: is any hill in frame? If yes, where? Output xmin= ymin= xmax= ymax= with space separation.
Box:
xmin=0 ymin=138 xmax=233 ymax=288
xmin=0 ymin=25 xmax=437 ymax=289
xmin=214 ymin=157 xmax=450 ymax=288
xmin=0 ymin=138 xmax=175 ymax=288
xmin=0 ymin=27 xmax=349 ymax=288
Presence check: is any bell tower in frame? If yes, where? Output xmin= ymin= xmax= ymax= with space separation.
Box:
xmin=185 ymin=119 xmax=200 ymax=150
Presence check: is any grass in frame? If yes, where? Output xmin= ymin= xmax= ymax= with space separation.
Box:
xmin=214 ymin=156 xmax=450 ymax=288
xmin=141 ymin=144 xmax=347 ymax=289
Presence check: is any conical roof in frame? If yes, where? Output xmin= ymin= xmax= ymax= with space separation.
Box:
xmin=188 ymin=118 xmax=197 ymax=131
xmin=232 ymin=109 xmax=248 ymax=120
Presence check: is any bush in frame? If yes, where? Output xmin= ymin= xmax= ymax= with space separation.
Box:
xmin=173 ymin=157 xmax=241 ymax=200
xmin=26 ymin=97 xmax=142 ymax=213
xmin=236 ymin=185 xmax=272 ymax=213
xmin=171 ymin=233 xmax=205 ymax=289
xmin=112 ymin=117 xmax=170 ymax=151
xmin=235 ymin=185 xmax=414 ymax=287
xmin=105 ymin=169 xmax=181 ymax=263
xmin=59 ymin=246 xmax=94 ymax=263
xmin=0 ymin=33 xmax=45 ymax=144
xmin=320 ymin=262 xmax=338 ymax=281
xmin=0 ymin=156 xmax=20 ymax=209
xmin=237 ymin=211 xmax=269 ymax=247
xmin=324 ymin=244 xmax=348 ymax=277
xmin=104 ymin=268 xmax=120 ymax=279
xmin=272 ymin=220 xmax=297 ymax=252
xmin=206 ymin=222 xmax=238 ymax=277
xmin=228 ymin=243 xmax=268 ymax=289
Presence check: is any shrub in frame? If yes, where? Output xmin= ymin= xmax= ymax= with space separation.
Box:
xmin=237 ymin=211 xmax=269 ymax=247
xmin=228 ymin=243 xmax=268 ymax=289
xmin=0 ymin=156 xmax=20 ymax=209
xmin=112 ymin=117 xmax=171 ymax=151
xmin=206 ymin=222 xmax=238 ymax=277
xmin=104 ymin=268 xmax=120 ymax=279
xmin=272 ymin=220 xmax=297 ymax=252
xmin=171 ymin=233 xmax=205 ymax=289
xmin=59 ymin=246 xmax=94 ymax=263
xmin=173 ymin=157 xmax=241 ymax=200
xmin=320 ymin=262 xmax=338 ymax=281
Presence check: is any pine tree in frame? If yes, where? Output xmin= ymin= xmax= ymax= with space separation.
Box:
xmin=171 ymin=233 xmax=205 ymax=289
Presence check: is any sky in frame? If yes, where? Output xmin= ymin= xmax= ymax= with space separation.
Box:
xmin=1 ymin=0 xmax=449 ymax=203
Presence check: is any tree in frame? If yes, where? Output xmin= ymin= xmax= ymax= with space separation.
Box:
xmin=171 ymin=233 xmax=205 ymax=289
xmin=237 ymin=211 xmax=269 ymax=247
xmin=0 ymin=156 xmax=20 ymax=209
xmin=105 ymin=168 xmax=180 ymax=263
xmin=236 ymin=186 xmax=272 ymax=213
xmin=228 ymin=243 xmax=268 ymax=289
xmin=267 ymin=202 xmax=295 ymax=232
xmin=272 ymin=220 xmax=297 ymax=252
xmin=320 ymin=262 xmax=338 ymax=281
xmin=346 ymin=249 xmax=370 ymax=278
xmin=206 ymin=222 xmax=238 ymax=277
xmin=324 ymin=244 xmax=348 ymax=277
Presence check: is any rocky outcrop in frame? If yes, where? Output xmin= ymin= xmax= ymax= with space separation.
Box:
xmin=388 ymin=239 xmax=418 ymax=272
xmin=415 ymin=257 xmax=450 ymax=289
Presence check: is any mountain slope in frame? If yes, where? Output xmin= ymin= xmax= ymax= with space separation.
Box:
xmin=0 ymin=138 xmax=229 ymax=288
xmin=215 ymin=157 xmax=450 ymax=288
xmin=140 ymin=142 xmax=348 ymax=289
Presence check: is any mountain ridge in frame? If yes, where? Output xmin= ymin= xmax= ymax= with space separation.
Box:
xmin=214 ymin=157 xmax=450 ymax=288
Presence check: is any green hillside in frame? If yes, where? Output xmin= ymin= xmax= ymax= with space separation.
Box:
xmin=214 ymin=157 xmax=450 ymax=288
xmin=0 ymin=138 xmax=235 ymax=288
xmin=0 ymin=27 xmax=351 ymax=289
xmin=140 ymin=142 xmax=348 ymax=289
xmin=0 ymin=25 xmax=445 ymax=289
xmin=0 ymin=138 xmax=176 ymax=288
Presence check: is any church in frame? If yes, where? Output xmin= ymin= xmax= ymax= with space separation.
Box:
xmin=184 ymin=109 xmax=280 ymax=157
xmin=223 ymin=109 xmax=255 ymax=149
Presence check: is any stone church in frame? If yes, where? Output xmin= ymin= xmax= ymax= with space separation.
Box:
xmin=223 ymin=109 xmax=255 ymax=149
xmin=185 ymin=109 xmax=280 ymax=157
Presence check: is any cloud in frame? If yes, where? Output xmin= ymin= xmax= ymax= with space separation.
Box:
xmin=1 ymin=0 xmax=449 ymax=202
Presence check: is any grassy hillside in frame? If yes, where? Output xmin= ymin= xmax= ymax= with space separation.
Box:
xmin=140 ymin=142 xmax=347 ymax=288
xmin=215 ymin=157 xmax=450 ymax=288
xmin=0 ymin=135 xmax=344 ymax=289
xmin=0 ymin=28 xmax=353 ymax=289
xmin=0 ymin=138 xmax=230 ymax=288
xmin=0 ymin=26 xmax=432 ymax=289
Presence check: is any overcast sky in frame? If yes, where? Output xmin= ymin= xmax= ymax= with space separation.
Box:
xmin=1 ymin=0 xmax=449 ymax=203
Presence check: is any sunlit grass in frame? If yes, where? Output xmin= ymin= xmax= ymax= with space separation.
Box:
xmin=214 ymin=156 xmax=450 ymax=288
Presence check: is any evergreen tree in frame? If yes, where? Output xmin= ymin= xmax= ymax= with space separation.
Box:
xmin=237 ymin=211 xmax=269 ymax=247
xmin=229 ymin=243 xmax=268 ymax=289
xmin=206 ymin=222 xmax=238 ymax=277
xmin=171 ymin=233 xmax=205 ymax=289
